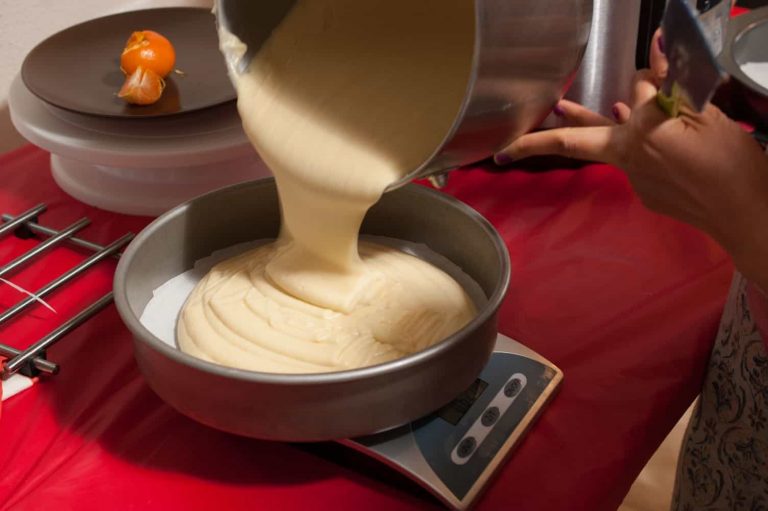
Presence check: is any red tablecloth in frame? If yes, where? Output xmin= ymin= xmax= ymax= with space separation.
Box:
xmin=0 ymin=145 xmax=733 ymax=510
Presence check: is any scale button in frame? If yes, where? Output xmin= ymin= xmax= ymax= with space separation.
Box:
xmin=457 ymin=436 xmax=477 ymax=459
xmin=481 ymin=406 xmax=500 ymax=427
xmin=504 ymin=378 xmax=523 ymax=398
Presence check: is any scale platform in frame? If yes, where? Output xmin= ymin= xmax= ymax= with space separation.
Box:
xmin=342 ymin=334 xmax=562 ymax=510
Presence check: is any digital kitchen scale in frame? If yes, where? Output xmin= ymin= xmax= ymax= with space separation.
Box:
xmin=137 ymin=247 xmax=561 ymax=510
xmin=342 ymin=334 xmax=562 ymax=510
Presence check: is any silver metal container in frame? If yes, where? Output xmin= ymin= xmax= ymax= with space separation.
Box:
xmin=215 ymin=0 xmax=593 ymax=185
xmin=721 ymin=6 xmax=768 ymax=129
xmin=564 ymin=0 xmax=647 ymax=117
xmin=564 ymin=0 xmax=730 ymax=119
xmin=114 ymin=180 xmax=510 ymax=441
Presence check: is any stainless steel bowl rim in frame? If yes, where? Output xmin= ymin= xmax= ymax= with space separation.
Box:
xmin=389 ymin=3 xmax=483 ymax=187
xmin=214 ymin=2 xmax=481 ymax=188
xmin=114 ymin=179 xmax=511 ymax=387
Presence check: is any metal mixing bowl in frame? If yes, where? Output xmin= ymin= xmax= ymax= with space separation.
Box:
xmin=721 ymin=6 xmax=768 ymax=129
xmin=114 ymin=180 xmax=510 ymax=441
xmin=215 ymin=0 xmax=593 ymax=187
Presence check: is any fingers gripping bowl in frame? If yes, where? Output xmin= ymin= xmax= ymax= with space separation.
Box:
xmin=114 ymin=179 xmax=510 ymax=441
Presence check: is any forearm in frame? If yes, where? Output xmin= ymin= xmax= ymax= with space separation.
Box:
xmin=733 ymin=243 xmax=768 ymax=294
xmin=723 ymin=205 xmax=768 ymax=346
xmin=720 ymin=199 xmax=768 ymax=293
xmin=706 ymin=146 xmax=768 ymax=291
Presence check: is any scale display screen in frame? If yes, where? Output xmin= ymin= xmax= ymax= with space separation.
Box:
xmin=346 ymin=337 xmax=563 ymax=510
xmin=436 ymin=379 xmax=489 ymax=426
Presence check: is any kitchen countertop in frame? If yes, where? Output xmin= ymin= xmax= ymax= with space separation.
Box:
xmin=0 ymin=145 xmax=732 ymax=510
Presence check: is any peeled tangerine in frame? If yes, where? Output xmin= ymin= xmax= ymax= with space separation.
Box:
xmin=118 ymin=30 xmax=176 ymax=106
xmin=118 ymin=67 xmax=165 ymax=105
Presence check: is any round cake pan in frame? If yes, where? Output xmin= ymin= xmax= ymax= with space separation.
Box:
xmin=114 ymin=179 xmax=510 ymax=441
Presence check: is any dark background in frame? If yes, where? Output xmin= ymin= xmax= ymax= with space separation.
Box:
xmin=737 ymin=0 xmax=768 ymax=8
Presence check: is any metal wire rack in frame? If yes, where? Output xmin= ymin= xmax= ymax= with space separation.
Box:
xmin=0 ymin=203 xmax=134 ymax=379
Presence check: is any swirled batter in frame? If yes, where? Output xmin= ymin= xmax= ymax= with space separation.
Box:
xmin=178 ymin=241 xmax=476 ymax=373
xmin=178 ymin=0 xmax=477 ymax=373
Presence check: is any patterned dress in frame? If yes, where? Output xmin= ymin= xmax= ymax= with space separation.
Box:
xmin=673 ymin=274 xmax=768 ymax=511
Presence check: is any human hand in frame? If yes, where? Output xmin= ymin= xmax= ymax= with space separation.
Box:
xmin=495 ymin=31 xmax=768 ymax=288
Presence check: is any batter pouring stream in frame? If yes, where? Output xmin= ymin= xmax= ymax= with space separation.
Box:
xmin=178 ymin=0 xmax=478 ymax=373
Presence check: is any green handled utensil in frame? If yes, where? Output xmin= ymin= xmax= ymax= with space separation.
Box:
xmin=657 ymin=0 xmax=728 ymax=117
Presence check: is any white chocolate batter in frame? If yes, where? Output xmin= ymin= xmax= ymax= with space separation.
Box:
xmin=178 ymin=241 xmax=476 ymax=373
xmin=178 ymin=0 xmax=478 ymax=373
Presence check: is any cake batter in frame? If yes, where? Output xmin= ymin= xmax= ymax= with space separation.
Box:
xmin=178 ymin=0 xmax=478 ymax=373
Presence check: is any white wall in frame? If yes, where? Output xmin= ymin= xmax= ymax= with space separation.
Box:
xmin=0 ymin=0 xmax=213 ymax=153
